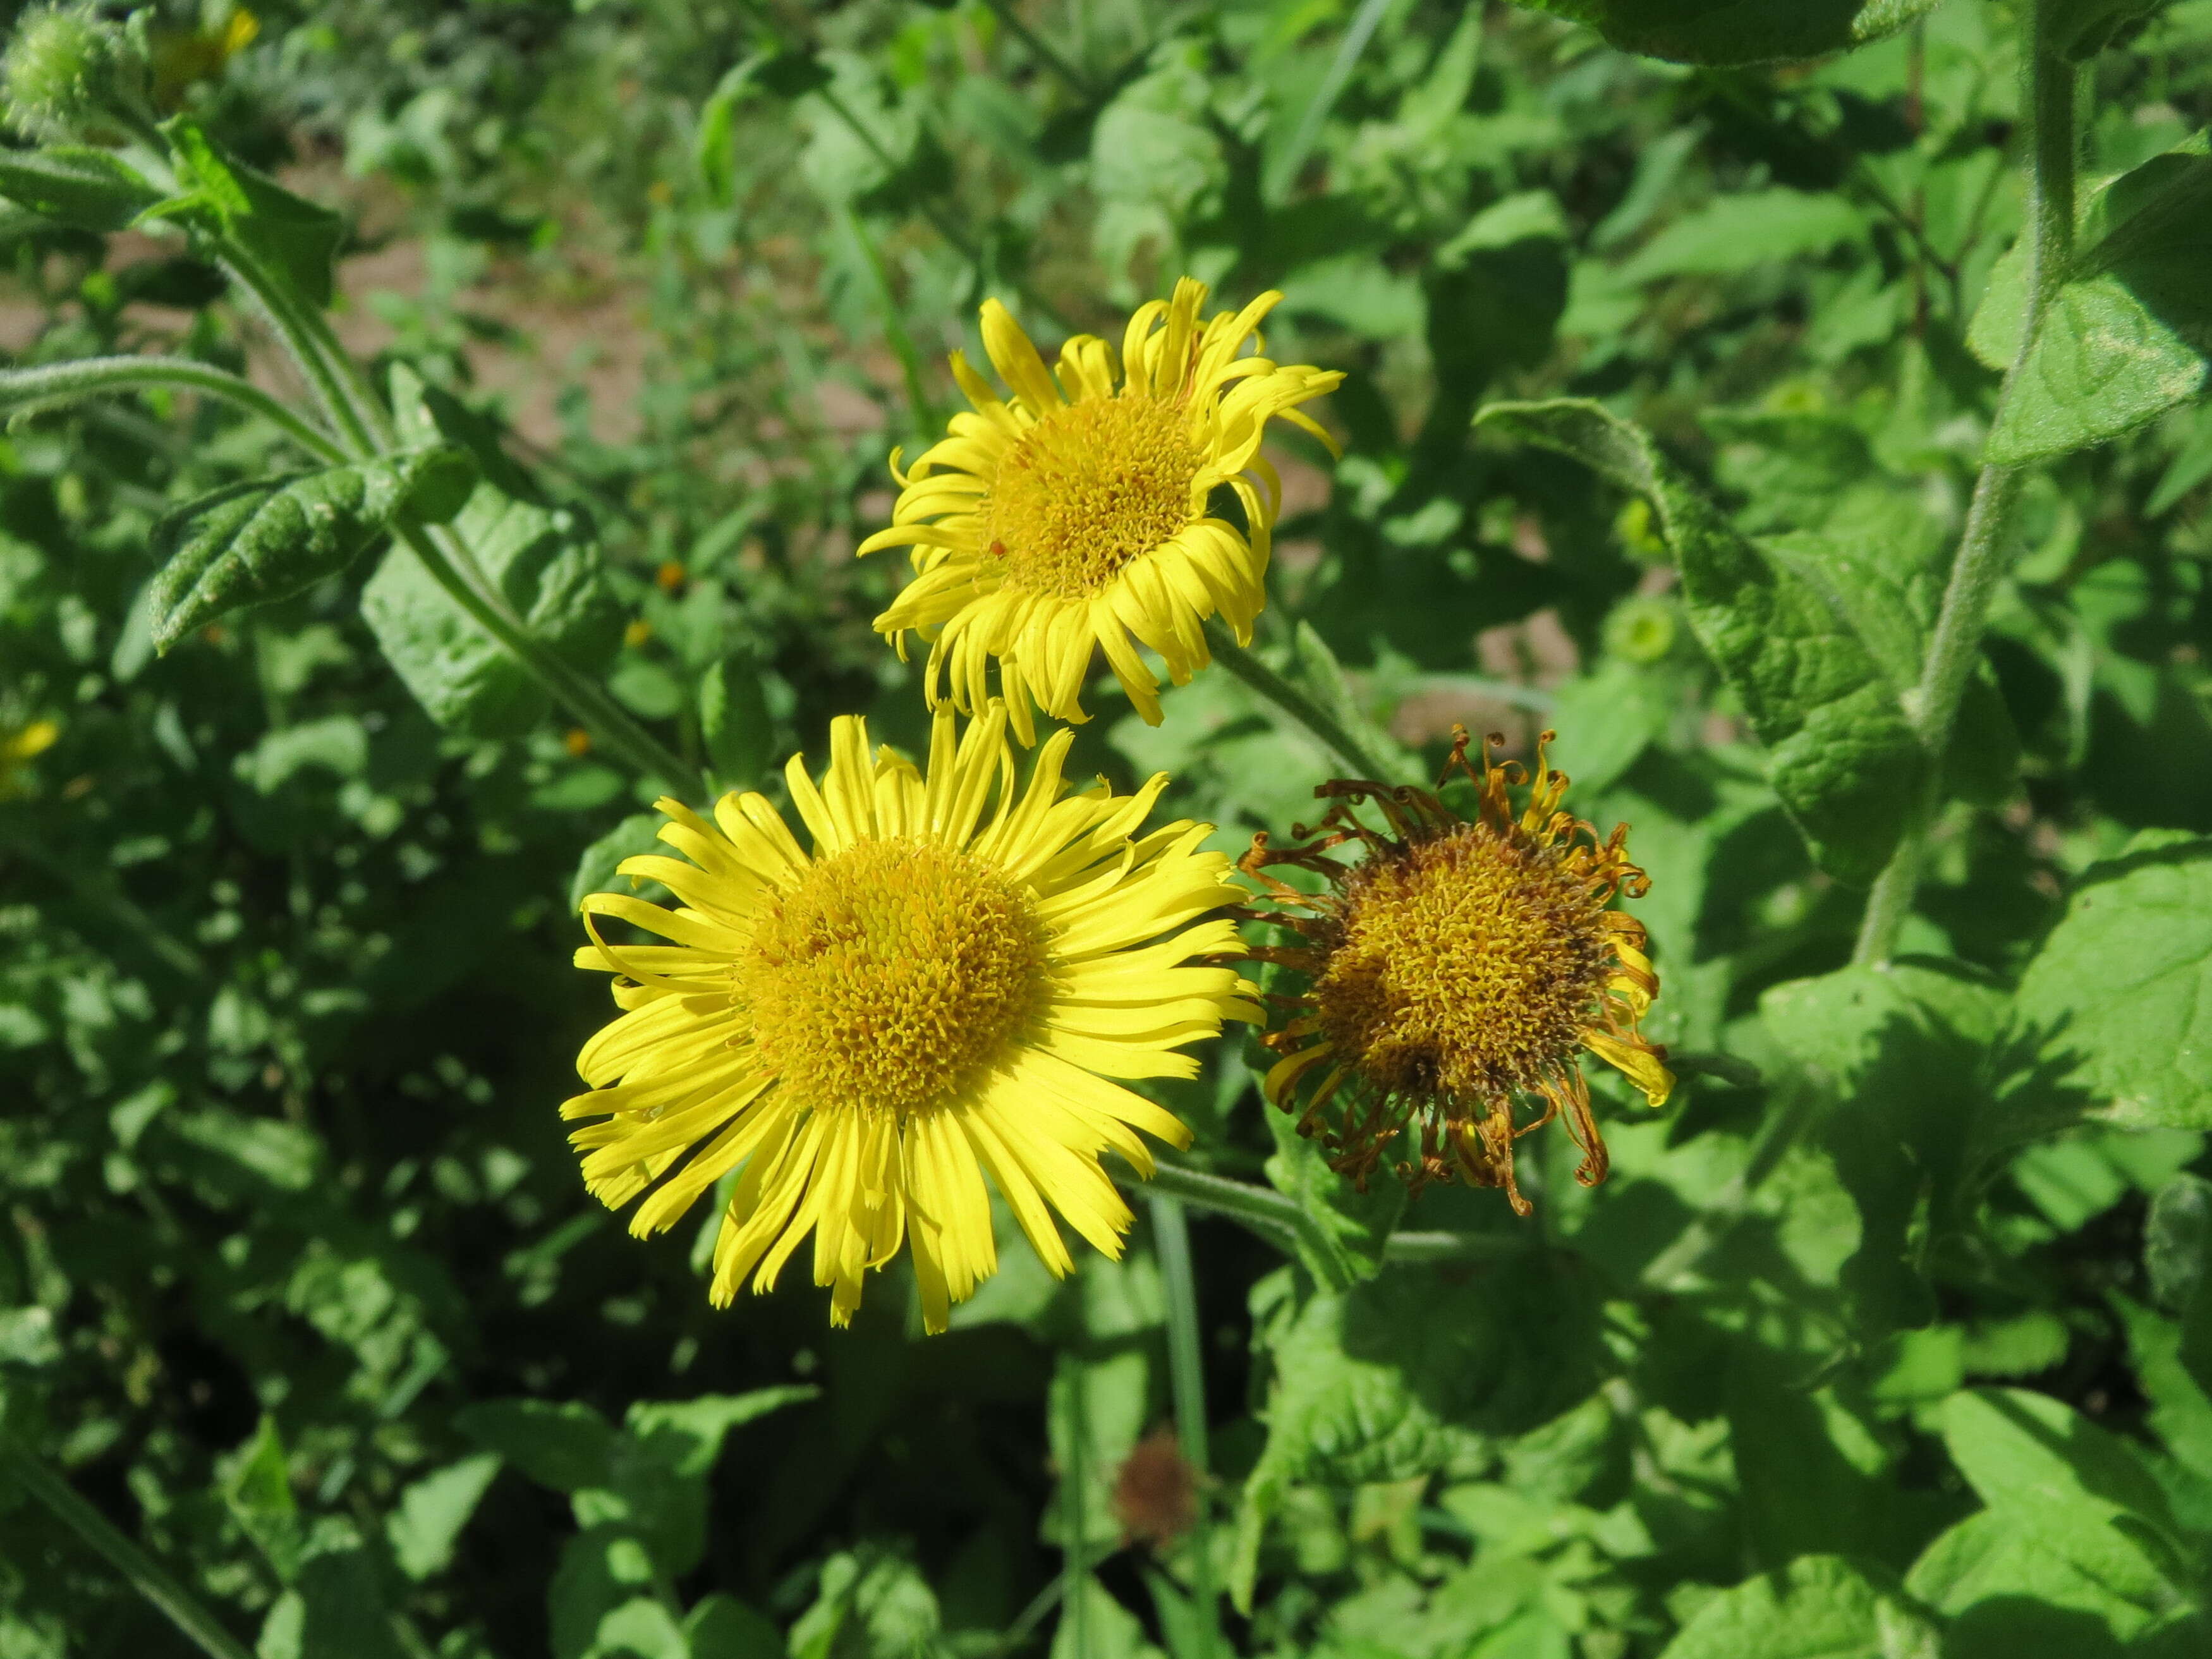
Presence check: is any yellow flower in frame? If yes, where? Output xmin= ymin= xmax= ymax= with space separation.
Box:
xmin=566 ymin=703 xmax=1258 ymax=1331
xmin=0 ymin=718 xmax=58 ymax=799
xmin=857 ymin=279 xmax=1342 ymax=743
xmin=1244 ymin=729 xmax=1672 ymax=1215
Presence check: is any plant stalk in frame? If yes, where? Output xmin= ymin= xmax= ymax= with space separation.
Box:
xmin=1203 ymin=622 xmax=1396 ymax=783
xmin=0 ymin=1435 xmax=257 ymax=1659
xmin=397 ymin=526 xmax=698 ymax=796
xmin=1147 ymin=1194 xmax=1220 ymax=1659
xmin=0 ymin=358 xmax=345 ymax=462
xmin=1853 ymin=6 xmax=2077 ymax=964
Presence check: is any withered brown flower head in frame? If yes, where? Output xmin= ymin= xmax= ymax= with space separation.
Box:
xmin=1242 ymin=728 xmax=1672 ymax=1214
xmin=1110 ymin=1426 xmax=1200 ymax=1548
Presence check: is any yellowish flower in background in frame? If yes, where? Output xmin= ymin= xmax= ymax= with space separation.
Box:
xmin=0 ymin=718 xmax=58 ymax=799
xmin=1244 ymin=728 xmax=1671 ymax=1214
xmin=858 ymin=279 xmax=1342 ymax=743
xmin=566 ymin=704 xmax=1257 ymax=1331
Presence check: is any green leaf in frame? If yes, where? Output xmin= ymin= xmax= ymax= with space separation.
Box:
xmin=1475 ymin=398 xmax=1924 ymax=884
xmin=577 ymin=1387 xmax=817 ymax=1577
xmin=454 ymin=1398 xmax=616 ymax=1495
xmin=2146 ymin=1174 xmax=2212 ymax=1311
xmin=149 ymin=448 xmax=475 ymax=653
xmin=1986 ymin=152 xmax=2212 ymax=465
xmin=1658 ymin=1555 xmax=1939 ymax=1659
xmin=224 ymin=1415 xmax=302 ymax=1583
xmin=684 ymin=1595 xmax=787 ymax=1659
xmin=788 ymin=1548 xmax=942 ymax=1659
xmin=1507 ymin=0 xmax=1938 ymax=66
xmin=701 ymin=657 xmax=775 ymax=790
xmin=386 ymin=1452 xmax=500 ymax=1581
xmin=2008 ymin=836 xmax=2212 ymax=1129
xmin=0 ymin=145 xmax=160 ymax=231
xmin=1985 ymin=276 xmax=2207 ymax=465
xmin=570 ymin=813 xmax=671 ymax=916
xmin=1617 ymin=188 xmax=1865 ymax=283
xmin=360 ymin=484 xmax=622 ymax=738
xmin=1231 ymin=1261 xmax=1601 ymax=1609
xmin=1260 ymin=1078 xmax=1405 ymax=1291
xmin=254 ymin=1521 xmax=410 ymax=1659
xmin=160 ymin=116 xmax=344 ymax=308
xmin=1938 ymin=1387 xmax=2185 ymax=1564
xmin=548 ymin=1528 xmax=663 ymax=1659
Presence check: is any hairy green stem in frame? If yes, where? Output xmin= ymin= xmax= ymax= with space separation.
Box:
xmin=397 ymin=526 xmax=697 ymax=796
xmin=1204 ymin=622 xmax=1396 ymax=783
xmin=1854 ymin=7 xmax=2077 ymax=964
xmin=0 ymin=1435 xmax=257 ymax=1659
xmin=197 ymin=207 xmax=700 ymax=798
xmin=0 ymin=358 xmax=344 ymax=461
xmin=1147 ymin=1194 xmax=1220 ymax=1659
xmin=1139 ymin=1161 xmax=1305 ymax=1254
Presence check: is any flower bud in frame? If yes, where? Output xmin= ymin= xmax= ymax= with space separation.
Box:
xmin=3 ymin=4 xmax=144 ymax=140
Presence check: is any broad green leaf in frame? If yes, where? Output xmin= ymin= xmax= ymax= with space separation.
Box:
xmin=570 ymin=813 xmax=672 ymax=916
xmin=1230 ymin=1261 xmax=1601 ymax=1609
xmin=149 ymin=449 xmax=474 ymax=652
xmin=2146 ymin=1174 xmax=2212 ymax=1311
xmin=386 ymin=1453 xmax=500 ymax=1581
xmin=161 ymin=116 xmax=344 ymax=308
xmin=1507 ymin=0 xmax=1938 ymax=66
xmin=1907 ymin=1507 xmax=2184 ymax=1651
xmin=1939 ymin=1388 xmax=2184 ymax=1562
xmin=224 ymin=1415 xmax=302 ymax=1583
xmin=684 ymin=1595 xmax=786 ymax=1659
xmin=788 ymin=1548 xmax=942 ymax=1659
xmin=1986 ymin=276 xmax=2206 ymax=465
xmin=454 ymin=1397 xmax=616 ymax=1495
xmin=1985 ymin=152 xmax=2212 ymax=464
xmin=1658 ymin=1555 xmax=1938 ymax=1659
xmin=576 ymin=1387 xmax=818 ymax=1577
xmin=1476 ymin=399 xmax=1924 ymax=884
xmin=2112 ymin=1294 xmax=2212 ymax=1481
xmin=2048 ymin=0 xmax=2171 ymax=60
xmin=1617 ymin=188 xmax=1865 ymax=283
xmin=0 ymin=145 xmax=160 ymax=230
xmin=548 ymin=1528 xmax=661 ymax=1659
xmin=361 ymin=485 xmax=623 ymax=738
xmin=701 ymin=656 xmax=774 ymax=789
xmin=1260 ymin=1060 xmax=1406 ymax=1291
xmin=254 ymin=1521 xmax=410 ymax=1659
xmin=2008 ymin=836 xmax=2212 ymax=1129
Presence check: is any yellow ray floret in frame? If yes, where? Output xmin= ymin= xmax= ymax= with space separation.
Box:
xmin=1244 ymin=727 xmax=1672 ymax=1215
xmin=856 ymin=278 xmax=1343 ymax=743
xmin=564 ymin=703 xmax=1260 ymax=1332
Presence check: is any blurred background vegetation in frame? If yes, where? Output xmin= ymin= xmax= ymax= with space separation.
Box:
xmin=6 ymin=2 xmax=2212 ymax=1656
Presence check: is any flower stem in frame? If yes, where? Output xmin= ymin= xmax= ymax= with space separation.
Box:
xmin=196 ymin=204 xmax=703 ymax=799
xmin=1147 ymin=1194 xmax=1221 ymax=1659
xmin=0 ymin=1434 xmax=256 ymax=1659
xmin=1853 ymin=5 xmax=2076 ymax=965
xmin=1203 ymin=623 xmax=1397 ymax=783
xmin=0 ymin=357 xmax=344 ymax=462
xmin=1136 ymin=1162 xmax=1531 ymax=1273
xmin=397 ymin=526 xmax=698 ymax=796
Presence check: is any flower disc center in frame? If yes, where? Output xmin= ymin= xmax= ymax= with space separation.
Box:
xmin=1312 ymin=824 xmax=1614 ymax=1105
xmin=737 ymin=838 xmax=1050 ymax=1117
xmin=984 ymin=394 xmax=1201 ymax=599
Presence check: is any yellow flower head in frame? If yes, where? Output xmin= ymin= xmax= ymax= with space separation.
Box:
xmin=0 ymin=718 xmax=58 ymax=799
xmin=858 ymin=279 xmax=1342 ymax=743
xmin=566 ymin=704 xmax=1258 ymax=1332
xmin=1244 ymin=729 xmax=1672 ymax=1215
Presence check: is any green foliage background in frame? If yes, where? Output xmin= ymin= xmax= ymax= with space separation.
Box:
xmin=5 ymin=1 xmax=2212 ymax=1656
